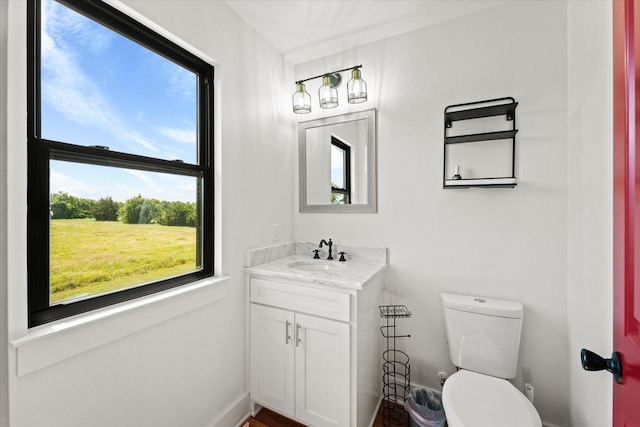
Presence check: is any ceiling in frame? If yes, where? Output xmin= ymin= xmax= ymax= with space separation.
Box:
xmin=222 ymin=0 xmax=507 ymax=64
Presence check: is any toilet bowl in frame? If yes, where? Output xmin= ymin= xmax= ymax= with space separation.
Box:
xmin=442 ymin=370 xmax=541 ymax=427
xmin=441 ymin=293 xmax=542 ymax=427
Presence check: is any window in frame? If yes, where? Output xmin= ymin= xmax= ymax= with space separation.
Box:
xmin=27 ymin=0 xmax=215 ymax=327
xmin=330 ymin=137 xmax=351 ymax=204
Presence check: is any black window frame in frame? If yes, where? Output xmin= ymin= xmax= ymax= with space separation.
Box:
xmin=27 ymin=0 xmax=215 ymax=327
xmin=330 ymin=136 xmax=351 ymax=204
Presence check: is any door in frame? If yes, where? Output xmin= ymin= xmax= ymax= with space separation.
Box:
xmin=294 ymin=313 xmax=350 ymax=427
xmin=613 ymin=0 xmax=640 ymax=425
xmin=250 ymin=304 xmax=295 ymax=417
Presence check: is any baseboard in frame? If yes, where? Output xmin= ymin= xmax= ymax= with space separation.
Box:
xmin=204 ymin=388 xmax=563 ymax=427
xmin=367 ymin=395 xmax=384 ymax=427
xmin=206 ymin=391 xmax=251 ymax=427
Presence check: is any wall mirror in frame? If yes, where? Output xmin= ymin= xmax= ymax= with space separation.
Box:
xmin=299 ymin=109 xmax=376 ymax=213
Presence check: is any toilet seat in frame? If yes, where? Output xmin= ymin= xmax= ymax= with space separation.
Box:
xmin=442 ymin=370 xmax=542 ymax=427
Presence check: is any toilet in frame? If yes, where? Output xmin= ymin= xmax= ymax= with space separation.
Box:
xmin=441 ymin=293 xmax=542 ymax=427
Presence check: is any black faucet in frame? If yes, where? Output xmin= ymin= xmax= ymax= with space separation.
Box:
xmin=319 ymin=238 xmax=333 ymax=260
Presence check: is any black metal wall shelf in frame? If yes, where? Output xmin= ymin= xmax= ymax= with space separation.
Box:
xmin=443 ymin=97 xmax=518 ymax=189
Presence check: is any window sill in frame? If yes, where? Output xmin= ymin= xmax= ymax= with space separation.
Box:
xmin=11 ymin=275 xmax=229 ymax=376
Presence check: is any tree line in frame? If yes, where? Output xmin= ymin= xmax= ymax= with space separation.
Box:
xmin=50 ymin=192 xmax=197 ymax=227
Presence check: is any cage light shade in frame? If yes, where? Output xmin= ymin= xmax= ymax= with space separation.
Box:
xmin=292 ymin=83 xmax=311 ymax=114
xmin=347 ymin=68 xmax=367 ymax=104
xmin=318 ymin=75 xmax=338 ymax=109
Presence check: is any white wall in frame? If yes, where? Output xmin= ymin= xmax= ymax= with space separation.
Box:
xmin=293 ymin=2 xmax=572 ymax=426
xmin=2 ymin=1 xmax=295 ymax=426
xmin=306 ymin=126 xmax=333 ymax=204
xmin=0 ymin=0 xmax=10 ymax=425
xmin=566 ymin=1 xmax=613 ymax=426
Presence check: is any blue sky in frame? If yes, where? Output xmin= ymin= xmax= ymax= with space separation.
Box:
xmin=42 ymin=0 xmax=198 ymax=203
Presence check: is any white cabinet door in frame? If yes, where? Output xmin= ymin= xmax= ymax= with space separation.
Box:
xmin=295 ymin=313 xmax=350 ymax=427
xmin=250 ymin=304 xmax=295 ymax=417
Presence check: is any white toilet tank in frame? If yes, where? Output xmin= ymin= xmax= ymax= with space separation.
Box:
xmin=442 ymin=293 xmax=523 ymax=379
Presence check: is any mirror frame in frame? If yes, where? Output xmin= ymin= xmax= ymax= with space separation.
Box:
xmin=299 ymin=109 xmax=377 ymax=213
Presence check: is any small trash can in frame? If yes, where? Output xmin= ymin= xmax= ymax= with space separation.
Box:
xmin=405 ymin=387 xmax=446 ymax=427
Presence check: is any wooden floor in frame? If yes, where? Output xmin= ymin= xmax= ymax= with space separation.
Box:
xmin=246 ymin=400 xmax=408 ymax=427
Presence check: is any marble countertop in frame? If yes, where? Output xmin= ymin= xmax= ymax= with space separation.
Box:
xmin=246 ymin=253 xmax=386 ymax=290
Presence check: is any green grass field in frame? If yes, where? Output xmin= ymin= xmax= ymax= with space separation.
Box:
xmin=50 ymin=219 xmax=197 ymax=303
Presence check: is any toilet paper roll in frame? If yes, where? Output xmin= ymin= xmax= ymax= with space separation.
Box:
xmin=524 ymin=383 xmax=534 ymax=403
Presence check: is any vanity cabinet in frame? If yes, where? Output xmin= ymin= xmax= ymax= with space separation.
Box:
xmin=250 ymin=304 xmax=350 ymax=426
xmin=249 ymin=274 xmax=383 ymax=427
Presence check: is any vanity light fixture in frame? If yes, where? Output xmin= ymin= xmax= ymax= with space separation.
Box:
xmin=292 ymin=65 xmax=367 ymax=114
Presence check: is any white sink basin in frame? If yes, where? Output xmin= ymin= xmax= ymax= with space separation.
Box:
xmin=287 ymin=260 xmax=347 ymax=273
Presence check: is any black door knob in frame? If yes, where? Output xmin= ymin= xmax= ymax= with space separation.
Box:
xmin=581 ymin=348 xmax=623 ymax=384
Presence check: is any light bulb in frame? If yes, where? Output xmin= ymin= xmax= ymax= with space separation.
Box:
xmin=292 ymin=83 xmax=311 ymax=114
xmin=347 ymin=68 xmax=367 ymax=104
xmin=319 ymin=75 xmax=338 ymax=109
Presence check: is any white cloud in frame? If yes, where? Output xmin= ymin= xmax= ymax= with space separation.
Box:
xmin=50 ymin=169 xmax=110 ymax=200
xmin=51 ymin=165 xmax=196 ymax=203
xmin=125 ymin=170 xmax=196 ymax=203
xmin=126 ymin=170 xmax=163 ymax=194
xmin=168 ymin=66 xmax=197 ymax=101
xmin=44 ymin=0 xmax=113 ymax=54
xmin=159 ymin=126 xmax=196 ymax=145
xmin=41 ymin=1 xmax=158 ymax=154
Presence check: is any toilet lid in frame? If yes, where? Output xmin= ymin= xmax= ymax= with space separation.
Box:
xmin=442 ymin=370 xmax=542 ymax=427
